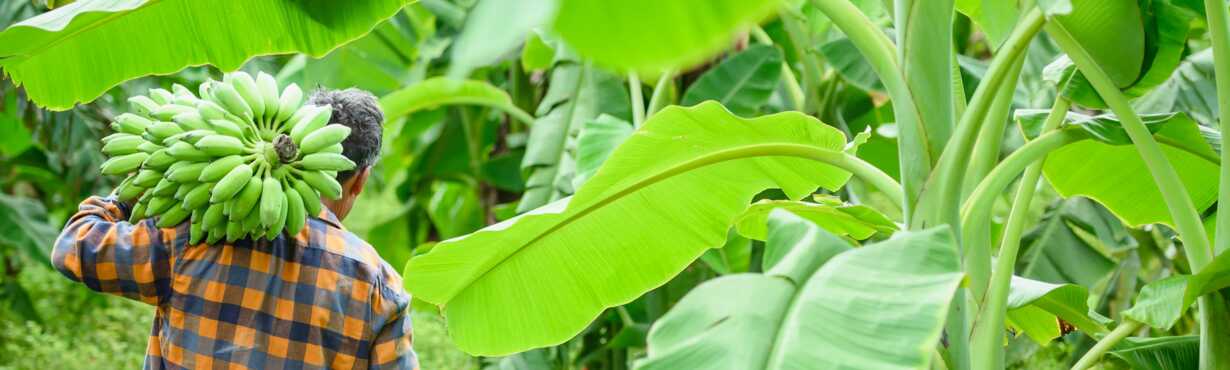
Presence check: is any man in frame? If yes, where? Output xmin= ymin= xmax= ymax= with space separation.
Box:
xmin=51 ymin=89 xmax=417 ymax=369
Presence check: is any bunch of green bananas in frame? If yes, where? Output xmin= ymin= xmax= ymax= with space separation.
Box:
xmin=99 ymin=71 xmax=355 ymax=244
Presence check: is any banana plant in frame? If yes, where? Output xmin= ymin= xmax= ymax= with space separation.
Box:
xmin=401 ymin=0 xmax=1230 ymax=369
xmin=5 ymin=0 xmax=1230 ymax=368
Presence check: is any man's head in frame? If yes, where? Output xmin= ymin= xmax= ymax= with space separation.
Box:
xmin=307 ymin=88 xmax=383 ymax=220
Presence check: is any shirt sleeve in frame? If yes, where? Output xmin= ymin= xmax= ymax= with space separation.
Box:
xmin=50 ymin=195 xmax=176 ymax=306
xmin=368 ymin=285 xmax=418 ymax=370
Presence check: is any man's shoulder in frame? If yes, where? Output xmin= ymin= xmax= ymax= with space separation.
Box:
xmin=295 ymin=217 xmax=405 ymax=296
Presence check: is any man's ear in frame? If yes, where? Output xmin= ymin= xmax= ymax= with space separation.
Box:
xmin=348 ymin=167 xmax=371 ymax=195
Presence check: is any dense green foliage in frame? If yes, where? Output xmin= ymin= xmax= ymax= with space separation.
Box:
xmin=4 ymin=0 xmax=1230 ymax=369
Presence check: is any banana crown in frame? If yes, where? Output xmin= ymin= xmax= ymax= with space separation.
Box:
xmin=100 ymin=71 xmax=357 ymax=245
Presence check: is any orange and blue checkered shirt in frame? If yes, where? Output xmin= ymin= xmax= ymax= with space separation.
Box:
xmin=52 ymin=196 xmax=418 ymax=369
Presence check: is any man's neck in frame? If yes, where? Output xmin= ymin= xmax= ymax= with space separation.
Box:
xmin=321 ymin=199 xmax=346 ymax=220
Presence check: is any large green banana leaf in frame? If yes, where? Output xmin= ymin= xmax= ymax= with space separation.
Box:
xmin=446 ymin=0 xmax=554 ymax=78
xmin=0 ymin=0 xmax=407 ymax=110
xmin=1015 ymin=111 xmax=1219 ymax=228
xmin=1045 ymin=0 xmax=1193 ymax=108
xmin=1123 ymin=251 xmax=1230 ymax=329
xmin=680 ymin=44 xmax=783 ymax=117
xmin=0 ymin=193 xmax=58 ymax=264
xmin=636 ymin=211 xmax=961 ymax=370
xmin=819 ymin=38 xmax=885 ymax=93
xmin=517 ymin=62 xmax=630 ymax=213
xmin=1111 ymin=335 xmax=1199 ymax=370
xmin=1172 ymin=49 xmax=1219 ymax=126
xmin=552 ymin=0 xmax=778 ymax=72
xmin=379 ymin=77 xmax=534 ymax=124
xmin=955 ymin=0 xmax=1019 ymax=48
xmin=1052 ymin=0 xmax=1145 ymax=88
xmin=403 ymin=102 xmax=856 ymax=355
xmin=1017 ymin=197 xmax=1123 ymax=289
xmin=1005 ymin=276 xmax=1105 ymax=345
xmin=732 ymin=198 xmax=896 ymax=242
xmin=572 ymin=114 xmax=634 ymax=189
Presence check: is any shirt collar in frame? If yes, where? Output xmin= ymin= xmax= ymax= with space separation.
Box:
xmin=316 ymin=209 xmax=345 ymax=229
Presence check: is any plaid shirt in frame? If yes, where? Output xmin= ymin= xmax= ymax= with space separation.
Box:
xmin=51 ymin=196 xmax=418 ymax=370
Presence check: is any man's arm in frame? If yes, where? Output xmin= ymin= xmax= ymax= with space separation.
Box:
xmin=51 ymin=195 xmax=175 ymax=306
xmin=368 ymin=286 xmax=418 ymax=370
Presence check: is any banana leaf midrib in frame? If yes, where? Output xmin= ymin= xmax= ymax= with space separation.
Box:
xmin=436 ymin=142 xmax=855 ymax=304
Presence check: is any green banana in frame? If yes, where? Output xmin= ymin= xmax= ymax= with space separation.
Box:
xmin=296 ymin=170 xmax=342 ymax=199
xmin=296 ymin=153 xmax=355 ymax=171
xmin=202 ymin=203 xmax=225 ymax=231
xmin=225 ymin=219 xmax=242 ymax=242
xmin=298 ymin=124 xmax=350 ymax=154
xmin=257 ymin=72 xmax=281 ymax=122
xmin=198 ymin=81 xmax=214 ymax=102
xmin=195 ymin=135 xmax=247 ymax=156
xmin=157 ymin=206 xmax=191 ymax=228
xmin=117 ymin=185 xmax=145 ymax=203
xmin=208 ymin=119 xmax=245 ymax=139
xmin=259 ymin=175 xmax=282 ymax=227
xmin=172 ymin=84 xmax=194 ymax=99
xmin=289 ymin=106 xmax=332 ymax=144
xmin=167 ymin=141 xmax=211 ymax=162
xmin=147 ymin=195 xmax=176 ymax=217
xmin=101 ymin=152 xmax=149 ymax=175
xmin=169 ymin=162 xmax=207 ymax=183
xmin=228 ymin=72 xmax=265 ymax=118
xmin=229 ymin=176 xmax=263 ymax=221
xmin=146 ymin=121 xmax=185 ymax=141
xmin=128 ymin=96 xmax=160 ymax=117
xmin=151 ymin=178 xmax=177 ymax=197
xmin=129 ymin=198 xmax=149 ymax=223
xmin=173 ymin=182 xmax=197 ymax=200
xmin=152 ymin=104 xmax=194 ymax=121
xmin=284 ymin=184 xmax=306 ymax=236
xmin=115 ymin=175 xmax=144 ymax=202
xmin=223 ymin=197 xmax=234 ymax=216
xmin=182 ymin=182 xmax=213 ymax=210
xmin=197 ymin=100 xmax=230 ymax=121
xmin=164 ymin=160 xmax=190 ymax=178
xmin=172 ymin=111 xmax=210 ymax=131
xmin=209 ymin=81 xmax=253 ymax=120
xmin=190 ymin=218 xmax=204 ymax=245
xmin=275 ymin=83 xmax=304 ymax=125
xmin=134 ymin=169 xmax=163 ymax=187
xmin=241 ymin=205 xmax=262 ymax=236
xmin=112 ymin=114 xmax=152 ymax=135
xmin=137 ymin=141 xmax=164 ymax=154
xmin=291 ymin=179 xmax=323 ymax=217
xmin=101 ymin=133 xmax=130 ymax=144
xmin=161 ymin=129 xmax=208 ymax=147
xmin=143 ymin=149 xmax=176 ymax=170
xmin=319 ymin=144 xmax=344 ymax=154
xmin=211 ymin=164 xmax=254 ymax=204
xmin=174 ymin=95 xmax=200 ymax=107
xmin=199 ymin=155 xmax=246 ymax=182
xmin=265 ymin=192 xmax=288 ymax=240
xmin=209 ymin=224 xmax=227 ymax=244
xmin=149 ymin=89 xmax=175 ymax=105
xmin=102 ymin=135 xmax=144 ymax=156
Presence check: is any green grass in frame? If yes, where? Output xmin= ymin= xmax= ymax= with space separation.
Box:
xmin=0 ymin=265 xmax=152 ymax=370
xmin=411 ymin=310 xmax=480 ymax=369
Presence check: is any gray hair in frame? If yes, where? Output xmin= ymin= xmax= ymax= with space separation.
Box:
xmin=307 ymin=88 xmax=383 ymax=182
